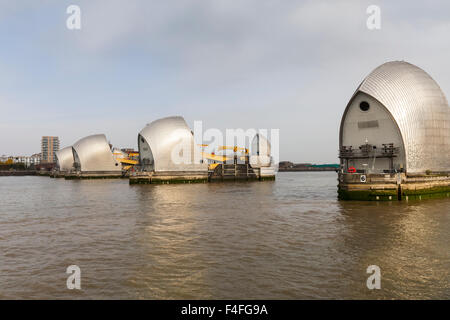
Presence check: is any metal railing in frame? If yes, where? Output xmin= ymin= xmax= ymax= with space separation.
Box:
xmin=339 ymin=143 xmax=399 ymax=159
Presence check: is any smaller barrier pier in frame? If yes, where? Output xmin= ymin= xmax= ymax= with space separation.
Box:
xmin=129 ymin=163 xmax=275 ymax=184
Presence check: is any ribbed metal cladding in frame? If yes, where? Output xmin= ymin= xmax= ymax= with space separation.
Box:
xmin=55 ymin=146 xmax=74 ymax=171
xmin=138 ymin=116 xmax=208 ymax=173
xmin=72 ymin=134 xmax=121 ymax=172
xmin=355 ymin=61 xmax=450 ymax=173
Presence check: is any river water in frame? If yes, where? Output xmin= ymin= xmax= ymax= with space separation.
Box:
xmin=0 ymin=172 xmax=448 ymax=299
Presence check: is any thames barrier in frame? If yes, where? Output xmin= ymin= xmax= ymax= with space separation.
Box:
xmin=45 ymin=62 xmax=450 ymax=200
xmin=338 ymin=61 xmax=450 ymax=200
xmin=52 ymin=116 xmax=277 ymax=183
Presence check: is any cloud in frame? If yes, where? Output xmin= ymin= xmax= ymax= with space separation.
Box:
xmin=1 ymin=0 xmax=450 ymax=161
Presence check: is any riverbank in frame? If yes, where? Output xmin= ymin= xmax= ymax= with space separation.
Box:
xmin=278 ymin=161 xmax=339 ymax=172
xmin=0 ymin=171 xmax=37 ymax=176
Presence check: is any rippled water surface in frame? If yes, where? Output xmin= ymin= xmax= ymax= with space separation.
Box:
xmin=0 ymin=172 xmax=449 ymax=299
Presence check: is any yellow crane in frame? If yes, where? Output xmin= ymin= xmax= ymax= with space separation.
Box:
xmin=217 ymin=146 xmax=248 ymax=154
xmin=114 ymin=152 xmax=139 ymax=171
xmin=198 ymin=145 xmax=249 ymax=170
xmin=116 ymin=145 xmax=248 ymax=171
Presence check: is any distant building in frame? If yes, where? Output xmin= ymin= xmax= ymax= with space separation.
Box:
xmin=12 ymin=154 xmax=41 ymax=167
xmin=278 ymin=161 xmax=294 ymax=169
xmin=30 ymin=153 xmax=41 ymax=166
xmin=121 ymin=148 xmax=138 ymax=154
xmin=41 ymin=136 xmax=60 ymax=163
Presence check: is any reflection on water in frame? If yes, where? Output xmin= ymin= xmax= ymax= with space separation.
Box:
xmin=0 ymin=173 xmax=448 ymax=299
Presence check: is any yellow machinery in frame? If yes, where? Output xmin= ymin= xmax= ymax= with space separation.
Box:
xmin=118 ymin=158 xmax=139 ymax=171
xmin=113 ymin=146 xmax=248 ymax=171
xmin=218 ymin=146 xmax=248 ymax=154
xmin=127 ymin=152 xmax=139 ymax=158
xmin=199 ymin=145 xmax=249 ymax=170
xmin=114 ymin=152 xmax=139 ymax=171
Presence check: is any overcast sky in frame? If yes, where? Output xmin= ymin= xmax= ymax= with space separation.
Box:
xmin=1 ymin=0 xmax=449 ymax=162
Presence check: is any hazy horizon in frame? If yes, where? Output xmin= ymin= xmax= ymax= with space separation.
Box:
xmin=1 ymin=0 xmax=450 ymax=163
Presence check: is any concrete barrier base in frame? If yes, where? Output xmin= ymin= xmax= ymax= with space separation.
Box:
xmin=338 ymin=172 xmax=450 ymax=201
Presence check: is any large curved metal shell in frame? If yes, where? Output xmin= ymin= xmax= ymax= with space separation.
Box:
xmin=72 ymin=134 xmax=121 ymax=172
xmin=55 ymin=146 xmax=74 ymax=171
xmin=340 ymin=61 xmax=450 ymax=173
xmin=249 ymin=133 xmax=272 ymax=167
xmin=250 ymin=133 xmax=271 ymax=156
xmin=138 ymin=116 xmax=207 ymax=172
